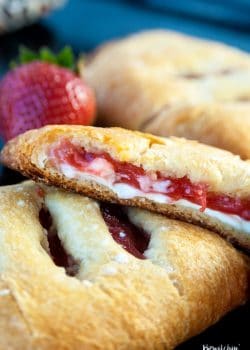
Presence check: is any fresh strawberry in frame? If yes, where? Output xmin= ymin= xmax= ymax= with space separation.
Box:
xmin=0 ymin=47 xmax=96 ymax=141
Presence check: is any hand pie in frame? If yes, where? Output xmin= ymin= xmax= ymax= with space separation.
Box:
xmin=2 ymin=125 xmax=250 ymax=250
xmin=82 ymin=30 xmax=250 ymax=159
xmin=0 ymin=181 xmax=248 ymax=349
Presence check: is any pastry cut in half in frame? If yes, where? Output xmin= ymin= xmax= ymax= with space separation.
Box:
xmin=2 ymin=125 xmax=250 ymax=250
xmin=83 ymin=30 xmax=250 ymax=159
xmin=0 ymin=181 xmax=249 ymax=349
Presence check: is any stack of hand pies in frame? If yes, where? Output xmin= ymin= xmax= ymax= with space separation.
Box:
xmin=1 ymin=31 xmax=250 ymax=350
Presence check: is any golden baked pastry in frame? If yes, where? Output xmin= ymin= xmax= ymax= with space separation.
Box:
xmin=82 ymin=30 xmax=250 ymax=159
xmin=2 ymin=125 xmax=250 ymax=250
xmin=0 ymin=181 xmax=249 ymax=349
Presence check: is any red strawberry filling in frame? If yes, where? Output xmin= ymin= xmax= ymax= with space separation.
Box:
xmin=50 ymin=139 xmax=250 ymax=221
xmin=100 ymin=203 xmax=150 ymax=259
xmin=39 ymin=208 xmax=79 ymax=276
xmin=40 ymin=204 xmax=149 ymax=261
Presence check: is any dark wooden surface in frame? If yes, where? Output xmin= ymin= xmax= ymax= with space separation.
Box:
xmin=0 ymin=1 xmax=249 ymax=348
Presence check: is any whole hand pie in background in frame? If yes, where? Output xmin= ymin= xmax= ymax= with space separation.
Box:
xmin=82 ymin=30 xmax=250 ymax=159
xmin=0 ymin=181 xmax=248 ymax=349
xmin=3 ymin=125 xmax=250 ymax=251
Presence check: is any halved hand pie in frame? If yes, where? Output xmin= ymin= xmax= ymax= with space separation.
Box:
xmin=0 ymin=181 xmax=248 ymax=349
xmin=2 ymin=125 xmax=250 ymax=250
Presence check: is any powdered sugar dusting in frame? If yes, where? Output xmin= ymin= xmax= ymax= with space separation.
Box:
xmin=101 ymin=238 xmax=110 ymax=246
xmin=102 ymin=266 xmax=117 ymax=276
xmin=114 ymin=253 xmax=129 ymax=264
xmin=164 ymin=264 xmax=175 ymax=273
xmin=15 ymin=186 xmax=24 ymax=192
xmin=0 ymin=289 xmax=10 ymax=296
xmin=82 ymin=280 xmax=93 ymax=287
xmin=119 ymin=231 xmax=126 ymax=238
xmin=17 ymin=200 xmax=25 ymax=207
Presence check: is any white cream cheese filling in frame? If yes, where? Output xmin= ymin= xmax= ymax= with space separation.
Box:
xmin=59 ymin=163 xmax=250 ymax=234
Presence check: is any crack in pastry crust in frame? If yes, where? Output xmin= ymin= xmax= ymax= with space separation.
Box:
xmin=0 ymin=181 xmax=249 ymax=349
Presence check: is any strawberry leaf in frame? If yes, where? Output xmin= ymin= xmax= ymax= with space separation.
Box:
xmin=20 ymin=46 xmax=38 ymax=64
xmin=10 ymin=46 xmax=76 ymax=71
xmin=57 ymin=46 xmax=75 ymax=70
xmin=39 ymin=47 xmax=57 ymax=65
